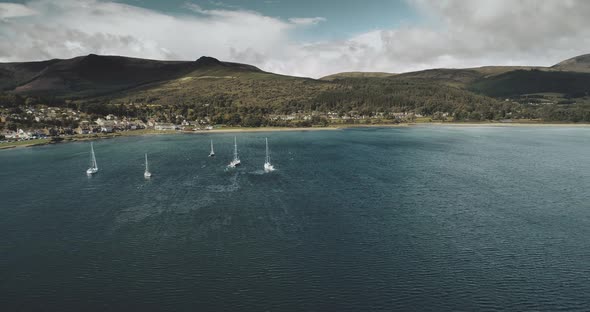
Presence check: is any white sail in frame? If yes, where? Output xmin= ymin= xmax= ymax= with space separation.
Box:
xmin=227 ymin=136 xmax=241 ymax=167
xmin=234 ymin=136 xmax=239 ymax=161
xmin=86 ymin=142 xmax=98 ymax=175
xmin=144 ymin=153 xmax=152 ymax=178
xmin=209 ymin=139 xmax=215 ymax=157
xmin=265 ymin=138 xmax=270 ymax=163
xmin=264 ymin=137 xmax=275 ymax=172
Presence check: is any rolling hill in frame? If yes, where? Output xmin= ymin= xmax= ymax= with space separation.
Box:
xmin=468 ymin=70 xmax=590 ymax=98
xmin=1 ymin=55 xmax=264 ymax=98
xmin=0 ymin=59 xmax=62 ymax=91
xmin=551 ymin=54 xmax=590 ymax=73
xmin=0 ymin=53 xmax=589 ymax=122
xmin=321 ymin=72 xmax=397 ymax=81
xmin=323 ymin=58 xmax=590 ymax=100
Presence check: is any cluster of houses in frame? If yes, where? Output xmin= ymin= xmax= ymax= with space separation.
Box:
xmin=1 ymin=107 xmax=82 ymax=123
xmin=90 ymin=114 xmax=147 ymax=133
xmin=0 ymin=108 xmax=215 ymax=142
xmin=1 ymin=128 xmax=49 ymax=141
xmin=268 ymin=111 xmax=424 ymax=121
xmin=1 ymin=105 xmax=429 ymax=143
xmin=92 ymin=114 xmax=213 ymax=132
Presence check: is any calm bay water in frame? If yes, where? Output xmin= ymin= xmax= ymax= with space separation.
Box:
xmin=1 ymin=126 xmax=589 ymax=311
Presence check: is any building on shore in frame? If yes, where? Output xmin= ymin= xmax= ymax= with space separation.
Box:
xmin=154 ymin=122 xmax=177 ymax=131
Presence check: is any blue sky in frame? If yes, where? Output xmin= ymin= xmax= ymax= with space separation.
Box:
xmin=117 ymin=0 xmax=420 ymax=40
xmin=0 ymin=0 xmax=589 ymax=77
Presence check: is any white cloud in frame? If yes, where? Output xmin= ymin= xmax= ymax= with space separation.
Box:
xmin=274 ymin=0 xmax=590 ymax=77
xmin=0 ymin=3 xmax=37 ymax=19
xmin=183 ymin=2 xmax=208 ymax=14
xmin=1 ymin=0 xmax=590 ymax=78
xmin=0 ymin=0 xmax=293 ymax=62
xmin=288 ymin=17 xmax=326 ymax=26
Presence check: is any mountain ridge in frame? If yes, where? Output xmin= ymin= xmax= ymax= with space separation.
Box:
xmin=1 ymin=54 xmax=264 ymax=98
xmin=2 ymin=53 xmax=589 ymax=97
xmin=0 ymin=53 xmax=589 ymax=123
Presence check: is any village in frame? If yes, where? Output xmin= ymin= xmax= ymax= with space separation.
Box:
xmin=0 ymin=105 xmax=219 ymax=142
xmin=0 ymin=105 xmax=426 ymax=142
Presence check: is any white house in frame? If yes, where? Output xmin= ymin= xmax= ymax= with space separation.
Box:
xmin=154 ymin=122 xmax=177 ymax=131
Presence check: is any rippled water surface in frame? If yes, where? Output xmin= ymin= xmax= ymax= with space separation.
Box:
xmin=1 ymin=126 xmax=589 ymax=311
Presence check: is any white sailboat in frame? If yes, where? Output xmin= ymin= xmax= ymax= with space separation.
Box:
xmin=227 ymin=136 xmax=241 ymax=168
xmin=209 ymin=139 xmax=215 ymax=157
xmin=86 ymin=142 xmax=98 ymax=175
xmin=264 ymin=137 xmax=275 ymax=172
xmin=144 ymin=153 xmax=152 ymax=178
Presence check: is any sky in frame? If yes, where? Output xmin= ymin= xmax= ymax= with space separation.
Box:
xmin=0 ymin=0 xmax=589 ymax=78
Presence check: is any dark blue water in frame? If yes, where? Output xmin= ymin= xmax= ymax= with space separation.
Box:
xmin=1 ymin=126 xmax=589 ymax=311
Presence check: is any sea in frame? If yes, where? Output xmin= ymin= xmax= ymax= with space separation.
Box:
xmin=1 ymin=126 xmax=589 ymax=311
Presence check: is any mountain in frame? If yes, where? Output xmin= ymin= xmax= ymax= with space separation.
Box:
xmin=391 ymin=68 xmax=483 ymax=87
xmin=1 ymin=54 xmax=263 ymax=98
xmin=0 ymin=53 xmax=589 ymax=123
xmin=0 ymin=59 xmax=61 ymax=91
xmin=321 ymin=72 xmax=396 ymax=81
xmin=468 ymin=70 xmax=590 ymax=98
xmin=386 ymin=66 xmax=590 ymax=98
xmin=551 ymin=54 xmax=590 ymax=73
xmin=3 ymin=53 xmax=589 ymax=100
xmin=328 ymin=58 xmax=590 ymax=99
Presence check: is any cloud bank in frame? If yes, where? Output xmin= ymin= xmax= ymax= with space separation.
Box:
xmin=0 ymin=0 xmax=589 ymax=78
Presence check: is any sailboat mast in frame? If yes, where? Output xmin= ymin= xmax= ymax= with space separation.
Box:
xmin=90 ymin=142 xmax=97 ymax=168
xmin=145 ymin=153 xmax=149 ymax=172
xmin=234 ymin=136 xmax=238 ymax=160
xmin=265 ymin=138 xmax=270 ymax=163
xmin=211 ymin=140 xmax=214 ymax=153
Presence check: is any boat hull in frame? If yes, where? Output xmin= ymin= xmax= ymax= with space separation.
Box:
xmin=228 ymin=160 xmax=241 ymax=168
xmin=86 ymin=168 xmax=98 ymax=175
xmin=264 ymin=162 xmax=274 ymax=172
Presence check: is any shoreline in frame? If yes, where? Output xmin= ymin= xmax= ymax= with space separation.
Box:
xmin=1 ymin=122 xmax=588 ymax=150
xmin=409 ymin=122 xmax=590 ymax=127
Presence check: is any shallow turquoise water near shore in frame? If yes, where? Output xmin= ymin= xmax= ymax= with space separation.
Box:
xmin=1 ymin=126 xmax=589 ymax=310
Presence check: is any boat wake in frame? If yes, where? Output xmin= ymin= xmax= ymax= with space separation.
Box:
xmin=113 ymin=194 xmax=215 ymax=229
xmin=250 ymin=168 xmax=277 ymax=175
xmin=206 ymin=173 xmax=240 ymax=193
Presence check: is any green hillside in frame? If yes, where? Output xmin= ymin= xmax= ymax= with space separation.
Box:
xmin=469 ymin=70 xmax=590 ymax=98
xmin=3 ymin=55 xmax=264 ymax=99
xmin=0 ymin=59 xmax=61 ymax=91
xmin=12 ymin=55 xmax=200 ymax=98
xmin=392 ymin=68 xmax=483 ymax=87
xmin=1 ymin=54 xmax=590 ymax=123
xmin=321 ymin=72 xmax=396 ymax=80
xmin=552 ymin=54 xmax=590 ymax=73
xmin=86 ymin=73 xmax=516 ymax=123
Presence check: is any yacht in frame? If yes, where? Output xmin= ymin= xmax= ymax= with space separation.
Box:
xmin=263 ymin=137 xmax=275 ymax=172
xmin=86 ymin=142 xmax=98 ymax=175
xmin=227 ymin=136 xmax=241 ymax=168
xmin=209 ymin=140 xmax=215 ymax=157
xmin=144 ymin=153 xmax=152 ymax=178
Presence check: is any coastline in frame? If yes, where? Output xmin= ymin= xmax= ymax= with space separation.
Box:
xmin=410 ymin=122 xmax=590 ymax=127
xmin=1 ymin=122 xmax=588 ymax=151
xmin=0 ymin=127 xmax=340 ymax=150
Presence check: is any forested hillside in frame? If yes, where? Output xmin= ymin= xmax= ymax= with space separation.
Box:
xmin=1 ymin=54 xmax=590 ymax=126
